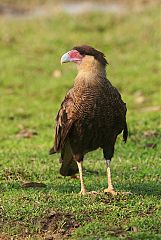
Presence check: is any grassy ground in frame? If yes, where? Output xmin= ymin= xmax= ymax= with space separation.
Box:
xmin=0 ymin=4 xmax=161 ymax=240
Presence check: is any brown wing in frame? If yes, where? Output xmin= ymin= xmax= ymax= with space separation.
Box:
xmin=50 ymin=90 xmax=76 ymax=154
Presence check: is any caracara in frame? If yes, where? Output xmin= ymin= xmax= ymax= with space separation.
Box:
xmin=50 ymin=45 xmax=128 ymax=195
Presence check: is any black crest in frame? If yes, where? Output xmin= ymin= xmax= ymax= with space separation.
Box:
xmin=73 ymin=45 xmax=108 ymax=66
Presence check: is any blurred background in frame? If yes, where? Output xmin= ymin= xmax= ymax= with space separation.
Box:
xmin=0 ymin=0 xmax=160 ymax=17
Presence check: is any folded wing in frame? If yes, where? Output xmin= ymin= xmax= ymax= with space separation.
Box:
xmin=49 ymin=90 xmax=78 ymax=176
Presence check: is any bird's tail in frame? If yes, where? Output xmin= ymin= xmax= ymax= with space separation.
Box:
xmin=123 ymin=122 xmax=128 ymax=143
xmin=59 ymin=140 xmax=78 ymax=176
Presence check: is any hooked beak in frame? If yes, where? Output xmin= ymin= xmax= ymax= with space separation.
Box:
xmin=60 ymin=52 xmax=70 ymax=64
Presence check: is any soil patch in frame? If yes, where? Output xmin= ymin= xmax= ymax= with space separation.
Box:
xmin=40 ymin=211 xmax=80 ymax=238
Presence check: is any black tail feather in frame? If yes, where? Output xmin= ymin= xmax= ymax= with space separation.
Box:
xmin=59 ymin=140 xmax=78 ymax=176
xmin=49 ymin=146 xmax=56 ymax=155
xmin=123 ymin=122 xmax=128 ymax=143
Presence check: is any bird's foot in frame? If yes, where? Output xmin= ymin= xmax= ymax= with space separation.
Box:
xmin=104 ymin=188 xmax=132 ymax=196
xmin=104 ymin=188 xmax=118 ymax=196
xmin=79 ymin=190 xmax=98 ymax=195
xmin=120 ymin=191 xmax=132 ymax=195
xmin=71 ymin=175 xmax=80 ymax=179
xmin=87 ymin=191 xmax=98 ymax=195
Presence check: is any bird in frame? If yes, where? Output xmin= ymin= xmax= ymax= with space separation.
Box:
xmin=49 ymin=45 xmax=128 ymax=195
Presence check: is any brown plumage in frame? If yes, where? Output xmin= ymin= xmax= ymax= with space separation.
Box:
xmin=50 ymin=45 xmax=128 ymax=195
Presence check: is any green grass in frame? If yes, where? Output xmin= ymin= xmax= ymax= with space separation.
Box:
xmin=0 ymin=5 xmax=161 ymax=240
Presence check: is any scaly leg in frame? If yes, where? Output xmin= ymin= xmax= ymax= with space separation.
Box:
xmin=77 ymin=161 xmax=87 ymax=195
xmin=104 ymin=159 xmax=117 ymax=195
xmin=104 ymin=160 xmax=132 ymax=195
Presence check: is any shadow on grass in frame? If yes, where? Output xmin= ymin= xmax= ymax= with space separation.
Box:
xmin=57 ymin=181 xmax=161 ymax=197
xmin=1 ymin=180 xmax=160 ymax=197
xmin=126 ymin=182 xmax=161 ymax=197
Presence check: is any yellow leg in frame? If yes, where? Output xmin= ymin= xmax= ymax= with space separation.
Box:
xmin=77 ymin=161 xmax=86 ymax=195
xmin=104 ymin=160 xmax=117 ymax=195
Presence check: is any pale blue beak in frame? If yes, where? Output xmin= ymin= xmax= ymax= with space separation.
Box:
xmin=60 ymin=52 xmax=70 ymax=64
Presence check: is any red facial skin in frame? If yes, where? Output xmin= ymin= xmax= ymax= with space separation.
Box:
xmin=68 ymin=50 xmax=83 ymax=63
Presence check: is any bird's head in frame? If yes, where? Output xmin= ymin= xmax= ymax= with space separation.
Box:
xmin=60 ymin=45 xmax=108 ymax=68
